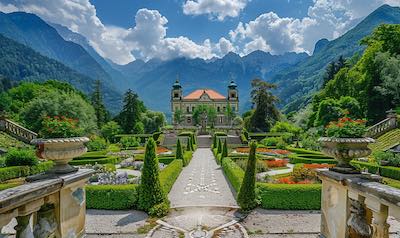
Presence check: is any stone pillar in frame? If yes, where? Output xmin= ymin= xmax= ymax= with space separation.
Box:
xmin=56 ymin=172 xmax=90 ymax=238
xmin=365 ymin=198 xmax=389 ymax=238
xmin=318 ymin=171 xmax=351 ymax=238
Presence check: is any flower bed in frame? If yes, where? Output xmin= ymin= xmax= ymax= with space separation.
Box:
xmin=276 ymin=176 xmax=314 ymax=184
xmin=157 ymin=146 xmax=170 ymax=154
xmin=235 ymin=147 xmax=290 ymax=155
xmin=266 ymin=159 xmax=288 ymax=168
xmin=303 ymin=164 xmax=335 ymax=169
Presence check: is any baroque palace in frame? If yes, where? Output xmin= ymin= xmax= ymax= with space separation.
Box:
xmin=171 ymin=80 xmax=239 ymax=127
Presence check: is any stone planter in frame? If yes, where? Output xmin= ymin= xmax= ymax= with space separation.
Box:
xmin=318 ymin=137 xmax=375 ymax=173
xmin=31 ymin=137 xmax=89 ymax=175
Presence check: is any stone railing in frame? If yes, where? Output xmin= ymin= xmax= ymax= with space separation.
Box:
xmin=0 ymin=118 xmax=38 ymax=143
xmin=366 ymin=110 xmax=398 ymax=138
xmin=0 ymin=169 xmax=92 ymax=238
xmin=318 ymin=170 xmax=400 ymax=238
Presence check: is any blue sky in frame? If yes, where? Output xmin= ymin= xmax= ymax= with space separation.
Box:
xmin=0 ymin=0 xmax=398 ymax=64
xmin=90 ymin=0 xmax=313 ymax=42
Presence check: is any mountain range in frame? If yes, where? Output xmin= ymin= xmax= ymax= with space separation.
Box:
xmin=0 ymin=4 xmax=399 ymax=117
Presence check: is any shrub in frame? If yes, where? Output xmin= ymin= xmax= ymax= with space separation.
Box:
xmin=276 ymin=138 xmax=288 ymax=149
xmin=86 ymin=136 xmax=108 ymax=152
xmin=286 ymin=147 xmax=323 ymax=155
xmin=212 ymin=135 xmax=217 ymax=148
xmin=261 ymin=137 xmax=279 ymax=146
xmin=235 ymin=159 xmax=268 ymax=173
xmin=86 ymin=184 xmax=138 ymax=209
xmin=5 ymin=149 xmax=38 ymax=167
xmin=159 ymin=159 xmax=183 ymax=193
xmin=101 ymin=121 xmax=122 ymax=143
xmin=186 ymin=137 xmax=192 ymax=152
xmin=222 ymin=139 xmax=228 ymax=159
xmin=325 ymin=116 xmax=367 ymax=138
xmin=0 ymin=161 xmax=52 ymax=182
xmin=237 ymin=141 xmax=258 ymax=211
xmin=266 ymin=160 xmax=288 ymax=168
xmin=222 ymin=157 xmax=244 ymax=192
xmin=138 ymin=138 xmax=167 ymax=212
xmin=183 ymin=151 xmax=193 ymax=166
xmin=217 ymin=139 xmax=222 ymax=154
xmin=288 ymin=155 xmax=337 ymax=164
xmin=120 ymin=136 xmax=140 ymax=149
xmin=148 ymin=201 xmax=170 ymax=217
xmin=258 ymin=183 xmax=321 ymax=210
xmin=176 ymin=139 xmax=184 ymax=162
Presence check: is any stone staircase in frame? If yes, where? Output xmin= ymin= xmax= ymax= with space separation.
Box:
xmin=365 ymin=110 xmax=398 ymax=139
xmin=197 ymin=135 xmax=212 ymax=148
xmin=0 ymin=117 xmax=37 ymax=143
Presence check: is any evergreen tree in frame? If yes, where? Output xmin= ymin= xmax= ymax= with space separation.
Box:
xmin=212 ymin=135 xmax=217 ymax=148
xmin=237 ymin=140 xmax=258 ymax=211
xmin=91 ymin=80 xmax=109 ymax=128
xmin=249 ymin=79 xmax=280 ymax=132
xmin=117 ymin=89 xmax=144 ymax=134
xmin=176 ymin=139 xmax=184 ymax=161
xmin=222 ymin=139 xmax=228 ymax=159
xmin=217 ymin=139 xmax=222 ymax=154
xmin=186 ymin=137 xmax=192 ymax=151
xmin=138 ymin=138 xmax=167 ymax=212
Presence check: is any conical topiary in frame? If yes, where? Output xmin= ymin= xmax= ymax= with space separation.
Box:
xmin=138 ymin=138 xmax=167 ymax=212
xmin=176 ymin=139 xmax=184 ymax=161
xmin=186 ymin=137 xmax=192 ymax=151
xmin=222 ymin=139 xmax=228 ymax=159
xmin=190 ymin=136 xmax=195 ymax=151
xmin=237 ymin=140 xmax=258 ymax=211
xmin=217 ymin=139 xmax=222 ymax=154
xmin=212 ymin=135 xmax=217 ymax=148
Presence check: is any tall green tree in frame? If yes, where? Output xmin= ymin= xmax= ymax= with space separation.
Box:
xmin=186 ymin=137 xmax=192 ymax=151
xmin=249 ymin=78 xmax=280 ymax=132
xmin=176 ymin=139 xmax=184 ymax=161
xmin=212 ymin=135 xmax=217 ymax=148
xmin=217 ymin=139 xmax=222 ymax=154
xmin=222 ymin=139 xmax=228 ymax=159
xmin=225 ymin=103 xmax=236 ymax=126
xmin=101 ymin=121 xmax=122 ymax=143
xmin=173 ymin=109 xmax=184 ymax=125
xmin=237 ymin=140 xmax=258 ymax=211
xmin=142 ymin=111 xmax=166 ymax=133
xmin=117 ymin=89 xmax=145 ymax=134
xmin=138 ymin=138 xmax=167 ymax=212
xmin=91 ymin=80 xmax=110 ymax=128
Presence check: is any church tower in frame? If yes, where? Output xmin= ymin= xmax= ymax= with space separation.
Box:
xmin=227 ymin=80 xmax=239 ymax=113
xmin=171 ymin=79 xmax=182 ymax=100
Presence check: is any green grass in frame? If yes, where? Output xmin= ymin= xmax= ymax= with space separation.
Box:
xmin=369 ymin=128 xmax=400 ymax=152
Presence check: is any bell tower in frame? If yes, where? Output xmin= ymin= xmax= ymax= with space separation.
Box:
xmin=171 ymin=79 xmax=182 ymax=101
xmin=228 ymin=80 xmax=238 ymax=100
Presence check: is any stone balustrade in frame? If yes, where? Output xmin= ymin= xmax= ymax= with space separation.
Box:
xmin=0 ymin=118 xmax=38 ymax=143
xmin=366 ymin=110 xmax=398 ymax=138
xmin=318 ymin=170 xmax=400 ymax=238
xmin=0 ymin=169 xmax=92 ymax=238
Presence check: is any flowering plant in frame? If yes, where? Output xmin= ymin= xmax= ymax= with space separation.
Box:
xmin=325 ymin=116 xmax=367 ymax=138
xmin=40 ymin=116 xmax=83 ymax=138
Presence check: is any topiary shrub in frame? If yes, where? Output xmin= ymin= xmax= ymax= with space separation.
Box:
xmin=221 ymin=139 xmax=228 ymax=160
xmin=138 ymin=138 xmax=168 ymax=213
xmin=186 ymin=137 xmax=192 ymax=152
xmin=120 ymin=136 xmax=140 ymax=149
xmin=176 ymin=139 xmax=184 ymax=163
xmin=217 ymin=139 xmax=222 ymax=154
xmin=86 ymin=184 xmax=138 ymax=210
xmin=212 ymin=135 xmax=217 ymax=148
xmin=237 ymin=140 xmax=258 ymax=211
xmin=5 ymin=149 xmax=38 ymax=167
xmin=148 ymin=201 xmax=170 ymax=217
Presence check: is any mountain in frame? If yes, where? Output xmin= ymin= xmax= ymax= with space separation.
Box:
xmin=0 ymin=33 xmax=121 ymax=113
xmin=116 ymin=51 xmax=308 ymax=114
xmin=0 ymin=12 xmax=113 ymax=87
xmin=271 ymin=4 xmax=400 ymax=112
xmin=49 ymin=23 xmax=129 ymax=92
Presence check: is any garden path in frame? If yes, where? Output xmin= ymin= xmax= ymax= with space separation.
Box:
xmin=168 ymin=148 xmax=238 ymax=208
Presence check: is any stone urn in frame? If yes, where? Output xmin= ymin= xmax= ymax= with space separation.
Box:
xmin=32 ymin=137 xmax=89 ymax=175
xmin=318 ymin=137 xmax=375 ymax=173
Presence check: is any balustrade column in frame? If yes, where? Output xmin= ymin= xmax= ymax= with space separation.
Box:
xmin=365 ymin=199 xmax=389 ymax=238
xmin=15 ymin=215 xmax=34 ymax=238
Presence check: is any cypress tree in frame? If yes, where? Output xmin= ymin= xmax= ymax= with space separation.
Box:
xmin=217 ymin=139 xmax=222 ymax=154
xmin=91 ymin=80 xmax=110 ymax=128
xmin=237 ymin=140 xmax=258 ymax=211
xmin=138 ymin=138 xmax=167 ymax=211
xmin=190 ymin=136 xmax=195 ymax=151
xmin=186 ymin=137 xmax=192 ymax=151
xmin=212 ymin=135 xmax=217 ymax=148
xmin=176 ymin=139 xmax=184 ymax=161
xmin=222 ymin=139 xmax=228 ymax=159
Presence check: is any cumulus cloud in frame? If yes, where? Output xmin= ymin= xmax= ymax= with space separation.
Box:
xmin=183 ymin=0 xmax=248 ymax=21
xmin=230 ymin=0 xmax=400 ymax=55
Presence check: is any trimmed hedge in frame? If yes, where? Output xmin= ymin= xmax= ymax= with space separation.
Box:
xmin=258 ymin=183 xmax=321 ymax=210
xmin=159 ymin=159 xmax=183 ymax=193
xmin=287 ymin=147 xmax=323 ymax=155
xmin=0 ymin=182 xmax=20 ymax=191
xmin=351 ymin=161 xmax=400 ymax=180
xmin=86 ymin=158 xmax=183 ymax=210
xmin=288 ymin=155 xmax=337 ymax=164
xmin=183 ymin=151 xmax=193 ymax=165
xmin=86 ymin=184 xmax=139 ymax=210
xmin=0 ymin=161 xmax=53 ymax=182
xmin=76 ymin=151 xmax=108 ymax=159
xmin=222 ymin=157 xmax=244 ymax=192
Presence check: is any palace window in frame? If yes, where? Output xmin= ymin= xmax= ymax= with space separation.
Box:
xmin=186 ymin=106 xmax=190 ymax=113
xmin=231 ymin=93 xmax=236 ymax=98
xmin=217 ymin=106 xmax=220 ymax=112
xmin=232 ymin=106 xmax=236 ymax=112
xmin=220 ymin=117 xmax=223 ymax=123
xmin=174 ymin=93 xmax=179 ymax=98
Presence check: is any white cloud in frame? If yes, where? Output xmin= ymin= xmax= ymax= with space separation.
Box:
xmin=230 ymin=0 xmax=400 ymax=55
xmin=183 ymin=0 xmax=248 ymax=21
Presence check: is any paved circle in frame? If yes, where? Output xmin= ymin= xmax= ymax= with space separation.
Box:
xmin=168 ymin=148 xmax=238 ymax=208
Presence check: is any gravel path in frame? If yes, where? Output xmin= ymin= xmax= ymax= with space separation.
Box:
xmin=168 ymin=148 xmax=238 ymax=208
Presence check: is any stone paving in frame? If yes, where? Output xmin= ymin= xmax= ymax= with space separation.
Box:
xmin=168 ymin=148 xmax=237 ymax=208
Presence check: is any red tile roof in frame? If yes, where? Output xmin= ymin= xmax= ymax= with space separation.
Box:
xmin=184 ymin=89 xmax=226 ymax=100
